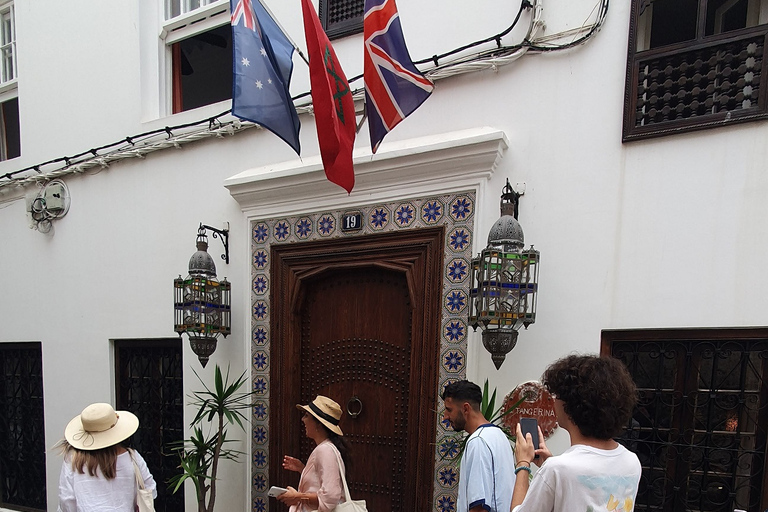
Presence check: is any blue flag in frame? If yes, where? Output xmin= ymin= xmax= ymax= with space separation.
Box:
xmin=231 ymin=0 xmax=300 ymax=154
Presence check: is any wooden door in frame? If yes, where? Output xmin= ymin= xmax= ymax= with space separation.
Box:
xmin=270 ymin=228 xmax=444 ymax=512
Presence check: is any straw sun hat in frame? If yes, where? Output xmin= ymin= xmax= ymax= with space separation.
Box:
xmin=64 ymin=403 xmax=139 ymax=451
xmin=297 ymin=395 xmax=344 ymax=436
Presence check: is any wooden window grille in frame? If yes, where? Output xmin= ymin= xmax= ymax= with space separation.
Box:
xmin=0 ymin=342 xmax=46 ymax=512
xmin=115 ymin=339 xmax=184 ymax=512
xmin=603 ymin=328 xmax=768 ymax=512
xmin=320 ymin=0 xmax=364 ymax=39
xmin=623 ymin=0 xmax=768 ymax=141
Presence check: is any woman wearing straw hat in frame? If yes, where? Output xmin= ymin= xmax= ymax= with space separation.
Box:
xmin=56 ymin=402 xmax=157 ymax=512
xmin=278 ymin=395 xmax=351 ymax=512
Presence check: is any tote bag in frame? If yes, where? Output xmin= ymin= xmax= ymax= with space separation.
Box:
xmin=129 ymin=449 xmax=156 ymax=512
xmin=332 ymin=449 xmax=367 ymax=512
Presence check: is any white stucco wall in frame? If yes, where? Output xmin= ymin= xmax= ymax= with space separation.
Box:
xmin=1 ymin=0 xmax=767 ymax=510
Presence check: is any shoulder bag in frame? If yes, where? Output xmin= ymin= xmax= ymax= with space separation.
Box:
xmin=128 ymin=449 xmax=156 ymax=512
xmin=331 ymin=449 xmax=367 ymax=512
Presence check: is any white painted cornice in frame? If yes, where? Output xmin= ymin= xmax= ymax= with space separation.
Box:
xmin=224 ymin=127 xmax=509 ymax=218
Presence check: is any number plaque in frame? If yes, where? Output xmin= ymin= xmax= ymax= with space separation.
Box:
xmin=341 ymin=212 xmax=363 ymax=232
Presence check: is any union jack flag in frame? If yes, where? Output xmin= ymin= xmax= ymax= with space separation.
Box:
xmin=364 ymin=0 xmax=433 ymax=153
xmin=231 ymin=0 xmax=257 ymax=29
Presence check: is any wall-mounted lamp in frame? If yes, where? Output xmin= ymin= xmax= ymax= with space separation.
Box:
xmin=469 ymin=180 xmax=540 ymax=369
xmin=174 ymin=223 xmax=231 ymax=367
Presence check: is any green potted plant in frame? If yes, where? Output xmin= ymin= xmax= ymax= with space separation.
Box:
xmin=169 ymin=365 xmax=254 ymax=512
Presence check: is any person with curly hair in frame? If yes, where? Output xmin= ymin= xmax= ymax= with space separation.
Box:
xmin=510 ymin=354 xmax=641 ymax=512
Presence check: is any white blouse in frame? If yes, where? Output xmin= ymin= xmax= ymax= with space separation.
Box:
xmin=58 ymin=449 xmax=157 ymax=512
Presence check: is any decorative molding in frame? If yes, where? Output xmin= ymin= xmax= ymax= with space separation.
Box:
xmin=224 ymin=127 xmax=508 ymax=218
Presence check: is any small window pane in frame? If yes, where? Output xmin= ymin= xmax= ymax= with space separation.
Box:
xmin=167 ymin=0 xmax=181 ymax=19
xmin=1 ymin=11 xmax=11 ymax=46
xmin=641 ymin=0 xmax=699 ymax=50
xmin=172 ymin=24 xmax=232 ymax=113
xmin=1 ymin=97 xmax=20 ymax=160
xmin=2 ymin=46 xmax=14 ymax=82
xmin=706 ymin=0 xmax=754 ymax=35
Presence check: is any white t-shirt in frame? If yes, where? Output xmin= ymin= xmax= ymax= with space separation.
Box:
xmin=58 ymin=449 xmax=157 ymax=512
xmin=512 ymin=444 xmax=641 ymax=512
xmin=457 ymin=424 xmax=516 ymax=512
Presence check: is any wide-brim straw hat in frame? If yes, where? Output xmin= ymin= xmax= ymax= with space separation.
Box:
xmin=297 ymin=395 xmax=343 ymax=436
xmin=64 ymin=403 xmax=139 ymax=450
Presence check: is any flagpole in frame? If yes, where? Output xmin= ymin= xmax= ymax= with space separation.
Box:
xmin=255 ymin=0 xmax=310 ymax=66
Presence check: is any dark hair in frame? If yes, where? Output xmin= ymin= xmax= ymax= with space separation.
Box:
xmin=316 ymin=422 xmax=352 ymax=477
xmin=543 ymin=354 xmax=637 ymax=440
xmin=441 ymin=380 xmax=482 ymax=410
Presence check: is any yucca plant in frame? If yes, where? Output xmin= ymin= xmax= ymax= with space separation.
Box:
xmin=169 ymin=364 xmax=254 ymax=512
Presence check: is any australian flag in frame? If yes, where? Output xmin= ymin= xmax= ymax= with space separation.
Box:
xmin=364 ymin=0 xmax=433 ymax=153
xmin=231 ymin=0 xmax=301 ymax=154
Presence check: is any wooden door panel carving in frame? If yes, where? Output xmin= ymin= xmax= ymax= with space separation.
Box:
xmin=270 ymin=229 xmax=443 ymax=512
xmin=300 ymin=268 xmax=411 ymax=512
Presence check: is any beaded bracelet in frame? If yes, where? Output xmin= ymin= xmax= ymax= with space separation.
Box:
xmin=515 ymin=460 xmax=531 ymax=468
xmin=515 ymin=465 xmax=532 ymax=475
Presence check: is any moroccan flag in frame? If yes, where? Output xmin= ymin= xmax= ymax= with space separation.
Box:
xmin=364 ymin=0 xmax=433 ymax=153
xmin=231 ymin=0 xmax=301 ymax=154
xmin=301 ymin=0 xmax=356 ymax=193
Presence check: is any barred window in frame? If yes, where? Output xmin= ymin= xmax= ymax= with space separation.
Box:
xmin=0 ymin=342 xmax=46 ymax=512
xmin=604 ymin=328 xmax=768 ymax=512
xmin=320 ymin=0 xmax=364 ymax=39
xmin=623 ymin=0 xmax=768 ymax=141
xmin=115 ymin=339 xmax=184 ymax=512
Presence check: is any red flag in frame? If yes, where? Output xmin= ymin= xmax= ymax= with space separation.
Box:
xmin=301 ymin=0 xmax=356 ymax=193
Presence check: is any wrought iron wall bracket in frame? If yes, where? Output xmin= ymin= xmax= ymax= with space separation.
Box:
xmin=200 ymin=223 xmax=229 ymax=264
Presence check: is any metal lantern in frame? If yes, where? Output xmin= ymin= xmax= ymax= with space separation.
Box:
xmin=174 ymin=224 xmax=231 ymax=367
xmin=469 ymin=180 xmax=539 ymax=369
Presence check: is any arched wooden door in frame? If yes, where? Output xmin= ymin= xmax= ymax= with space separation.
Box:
xmin=270 ymin=228 xmax=443 ymax=512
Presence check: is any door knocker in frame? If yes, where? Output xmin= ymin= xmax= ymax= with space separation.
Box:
xmin=347 ymin=396 xmax=363 ymax=419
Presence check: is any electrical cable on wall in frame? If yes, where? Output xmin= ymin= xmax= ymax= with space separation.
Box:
xmin=0 ymin=0 xmax=608 ymax=191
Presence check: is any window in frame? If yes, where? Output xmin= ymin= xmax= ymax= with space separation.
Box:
xmin=162 ymin=1 xmax=231 ymax=113
xmin=166 ymin=0 xmax=220 ymax=21
xmin=0 ymin=1 xmax=18 ymax=160
xmin=604 ymin=328 xmax=768 ymax=512
xmin=623 ymin=0 xmax=768 ymax=140
xmin=0 ymin=2 xmax=15 ymax=84
xmin=115 ymin=339 xmax=184 ymax=512
xmin=1 ymin=97 xmax=19 ymax=160
xmin=320 ymin=0 xmax=364 ymax=39
xmin=0 ymin=342 xmax=46 ymax=512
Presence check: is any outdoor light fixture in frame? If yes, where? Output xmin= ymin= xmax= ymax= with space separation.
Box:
xmin=174 ymin=224 xmax=231 ymax=367
xmin=469 ymin=180 xmax=539 ymax=369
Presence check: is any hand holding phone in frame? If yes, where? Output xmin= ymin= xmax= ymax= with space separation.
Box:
xmin=519 ymin=418 xmax=540 ymax=458
xmin=268 ymin=486 xmax=288 ymax=498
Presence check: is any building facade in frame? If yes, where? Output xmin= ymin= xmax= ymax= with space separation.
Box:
xmin=1 ymin=0 xmax=768 ymax=511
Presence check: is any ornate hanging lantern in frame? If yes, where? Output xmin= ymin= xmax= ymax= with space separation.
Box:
xmin=174 ymin=224 xmax=231 ymax=367
xmin=469 ymin=180 xmax=540 ymax=369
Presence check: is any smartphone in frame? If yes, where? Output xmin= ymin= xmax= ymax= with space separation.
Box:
xmin=267 ymin=486 xmax=288 ymax=497
xmin=519 ymin=417 xmax=540 ymax=458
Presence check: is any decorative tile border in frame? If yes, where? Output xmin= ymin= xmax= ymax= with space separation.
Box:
xmin=250 ymin=191 xmax=475 ymax=512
